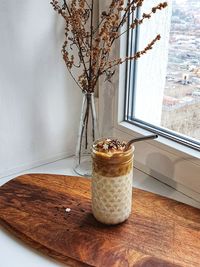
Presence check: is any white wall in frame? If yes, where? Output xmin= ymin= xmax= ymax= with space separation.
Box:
xmin=0 ymin=0 xmax=82 ymax=177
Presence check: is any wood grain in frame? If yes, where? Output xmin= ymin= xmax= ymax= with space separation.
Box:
xmin=0 ymin=174 xmax=199 ymax=267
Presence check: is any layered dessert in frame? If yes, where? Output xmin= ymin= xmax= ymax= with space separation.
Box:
xmin=91 ymin=138 xmax=134 ymax=225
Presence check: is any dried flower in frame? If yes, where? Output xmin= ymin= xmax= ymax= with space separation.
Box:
xmin=50 ymin=0 xmax=168 ymax=92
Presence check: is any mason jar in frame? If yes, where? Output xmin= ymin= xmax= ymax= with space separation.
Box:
xmin=91 ymin=139 xmax=134 ymax=225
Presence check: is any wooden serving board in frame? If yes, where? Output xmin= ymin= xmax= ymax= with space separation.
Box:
xmin=0 ymin=174 xmax=200 ymax=267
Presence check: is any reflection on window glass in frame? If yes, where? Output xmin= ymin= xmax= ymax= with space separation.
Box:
xmin=161 ymin=0 xmax=200 ymax=141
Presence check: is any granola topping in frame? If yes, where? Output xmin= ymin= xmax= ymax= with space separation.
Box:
xmin=93 ymin=138 xmax=127 ymax=154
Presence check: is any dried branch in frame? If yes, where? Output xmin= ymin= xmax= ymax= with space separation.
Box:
xmin=113 ymin=2 xmax=168 ymax=43
xmin=50 ymin=0 xmax=168 ymax=92
xmin=103 ymin=34 xmax=161 ymax=74
xmin=89 ymin=0 xmax=94 ymax=91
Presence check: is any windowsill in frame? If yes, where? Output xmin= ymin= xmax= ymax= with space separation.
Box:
xmin=113 ymin=119 xmax=200 ymax=202
xmin=117 ymin=121 xmax=200 ymax=163
xmin=0 ymin=157 xmax=199 ymax=208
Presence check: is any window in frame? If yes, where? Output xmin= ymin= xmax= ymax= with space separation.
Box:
xmin=98 ymin=0 xmax=200 ymax=201
xmin=125 ymin=0 xmax=200 ymax=151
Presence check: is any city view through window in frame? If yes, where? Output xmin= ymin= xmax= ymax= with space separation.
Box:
xmin=161 ymin=0 xmax=200 ymax=142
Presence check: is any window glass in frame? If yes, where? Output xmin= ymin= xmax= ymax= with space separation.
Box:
xmin=126 ymin=0 xmax=200 ymax=149
xmin=162 ymin=0 xmax=200 ymax=141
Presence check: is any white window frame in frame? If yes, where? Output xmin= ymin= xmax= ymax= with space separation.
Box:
xmin=99 ymin=0 xmax=200 ymax=202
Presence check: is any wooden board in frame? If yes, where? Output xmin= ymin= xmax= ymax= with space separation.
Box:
xmin=0 ymin=174 xmax=199 ymax=267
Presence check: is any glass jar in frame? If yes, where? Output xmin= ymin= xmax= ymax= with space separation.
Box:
xmin=91 ymin=139 xmax=134 ymax=225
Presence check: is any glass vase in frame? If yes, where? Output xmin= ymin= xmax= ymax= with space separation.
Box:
xmin=74 ymin=91 xmax=99 ymax=177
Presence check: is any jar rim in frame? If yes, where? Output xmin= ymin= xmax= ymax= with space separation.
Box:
xmin=92 ymin=137 xmax=135 ymax=153
xmin=91 ymin=137 xmax=134 ymax=165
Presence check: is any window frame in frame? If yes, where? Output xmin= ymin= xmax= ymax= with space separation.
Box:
xmin=124 ymin=5 xmax=200 ymax=152
xmin=98 ymin=1 xmax=200 ymax=202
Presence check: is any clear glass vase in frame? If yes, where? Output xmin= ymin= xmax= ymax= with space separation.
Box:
xmin=74 ymin=91 xmax=99 ymax=177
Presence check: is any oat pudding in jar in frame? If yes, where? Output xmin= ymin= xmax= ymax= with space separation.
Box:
xmin=91 ymin=138 xmax=134 ymax=225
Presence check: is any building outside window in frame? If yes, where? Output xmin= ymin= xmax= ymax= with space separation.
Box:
xmin=125 ymin=0 xmax=200 ymax=151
